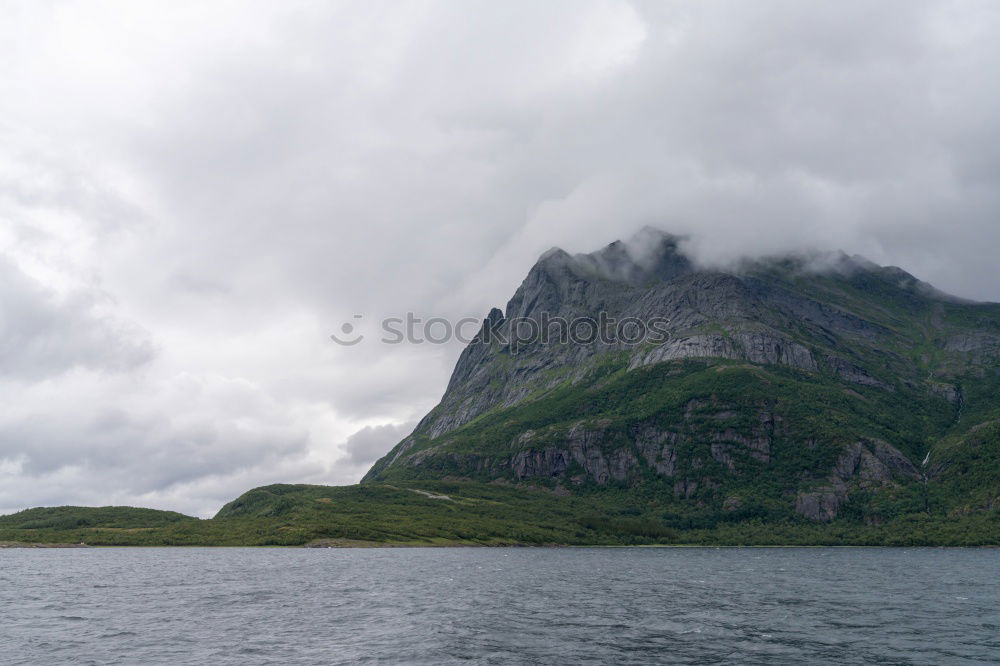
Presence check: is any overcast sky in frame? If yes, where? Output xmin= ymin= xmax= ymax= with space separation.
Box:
xmin=2 ymin=0 xmax=999 ymax=516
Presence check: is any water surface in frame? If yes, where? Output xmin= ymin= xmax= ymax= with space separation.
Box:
xmin=2 ymin=547 xmax=997 ymax=664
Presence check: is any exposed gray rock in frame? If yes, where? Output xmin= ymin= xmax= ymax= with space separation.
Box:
xmin=795 ymin=439 xmax=918 ymax=522
xmin=673 ymin=479 xmax=699 ymax=499
xmin=794 ymin=491 xmax=845 ymax=522
xmin=929 ymin=383 xmax=962 ymax=404
xmin=868 ymin=439 xmax=920 ymax=479
xmin=391 ymin=399 xmax=780 ymax=488
xmin=943 ymin=331 xmax=1000 ymax=361
xmin=722 ymin=495 xmax=743 ymax=512
xmin=511 ymin=448 xmax=571 ymax=480
xmin=631 ymin=426 xmax=678 ymax=476
xmin=710 ymin=427 xmax=771 ymax=467
xmin=628 ymin=333 xmax=816 ymax=372
xmin=509 ymin=423 xmax=637 ymax=484
xmin=823 ymin=357 xmax=894 ymax=391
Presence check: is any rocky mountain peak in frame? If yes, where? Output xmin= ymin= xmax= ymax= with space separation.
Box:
xmin=535 ymin=228 xmax=693 ymax=287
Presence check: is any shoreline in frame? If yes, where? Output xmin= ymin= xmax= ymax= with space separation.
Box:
xmin=1 ymin=541 xmax=995 ymax=550
xmin=0 ymin=541 xmax=90 ymax=549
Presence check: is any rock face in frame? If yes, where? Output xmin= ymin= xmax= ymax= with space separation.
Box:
xmin=492 ymin=398 xmax=776 ymax=487
xmin=402 ymin=232 xmax=904 ymax=442
xmin=364 ymin=228 xmax=1000 ymax=524
xmin=794 ymin=439 xmax=921 ymax=522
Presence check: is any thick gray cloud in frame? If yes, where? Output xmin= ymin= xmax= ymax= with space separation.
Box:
xmin=0 ymin=255 xmax=153 ymax=379
xmin=341 ymin=422 xmax=419 ymax=466
xmin=1 ymin=0 xmax=999 ymax=515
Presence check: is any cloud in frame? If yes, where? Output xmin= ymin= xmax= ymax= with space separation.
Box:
xmin=340 ymin=422 xmax=419 ymax=466
xmin=0 ymin=255 xmax=154 ymax=380
xmin=1 ymin=0 xmax=999 ymax=514
xmin=0 ymin=370 xmax=327 ymax=517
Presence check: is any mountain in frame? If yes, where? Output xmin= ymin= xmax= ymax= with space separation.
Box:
xmin=365 ymin=229 xmax=1000 ymax=530
xmin=2 ymin=230 xmax=997 ymax=547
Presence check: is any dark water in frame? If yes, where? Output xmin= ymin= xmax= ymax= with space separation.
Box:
xmin=1 ymin=547 xmax=998 ymax=665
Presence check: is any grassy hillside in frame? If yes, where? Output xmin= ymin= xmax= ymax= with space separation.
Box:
xmin=0 ymin=481 xmax=996 ymax=547
xmin=0 ymin=505 xmax=196 ymax=530
xmin=368 ymin=358 xmax=982 ymax=521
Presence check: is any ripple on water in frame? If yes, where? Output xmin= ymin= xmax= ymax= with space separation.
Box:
xmin=0 ymin=547 xmax=998 ymax=665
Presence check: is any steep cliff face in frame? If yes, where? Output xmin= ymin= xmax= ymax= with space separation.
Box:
xmin=365 ymin=229 xmax=1000 ymax=525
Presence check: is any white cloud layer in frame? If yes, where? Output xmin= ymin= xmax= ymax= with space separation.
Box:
xmin=1 ymin=0 xmax=999 ymax=515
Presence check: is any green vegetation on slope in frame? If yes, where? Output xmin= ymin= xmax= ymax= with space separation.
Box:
xmin=0 ymin=481 xmax=995 ymax=547
xmin=0 ymin=505 xmax=197 ymax=530
xmin=368 ymin=359 xmax=975 ymax=524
